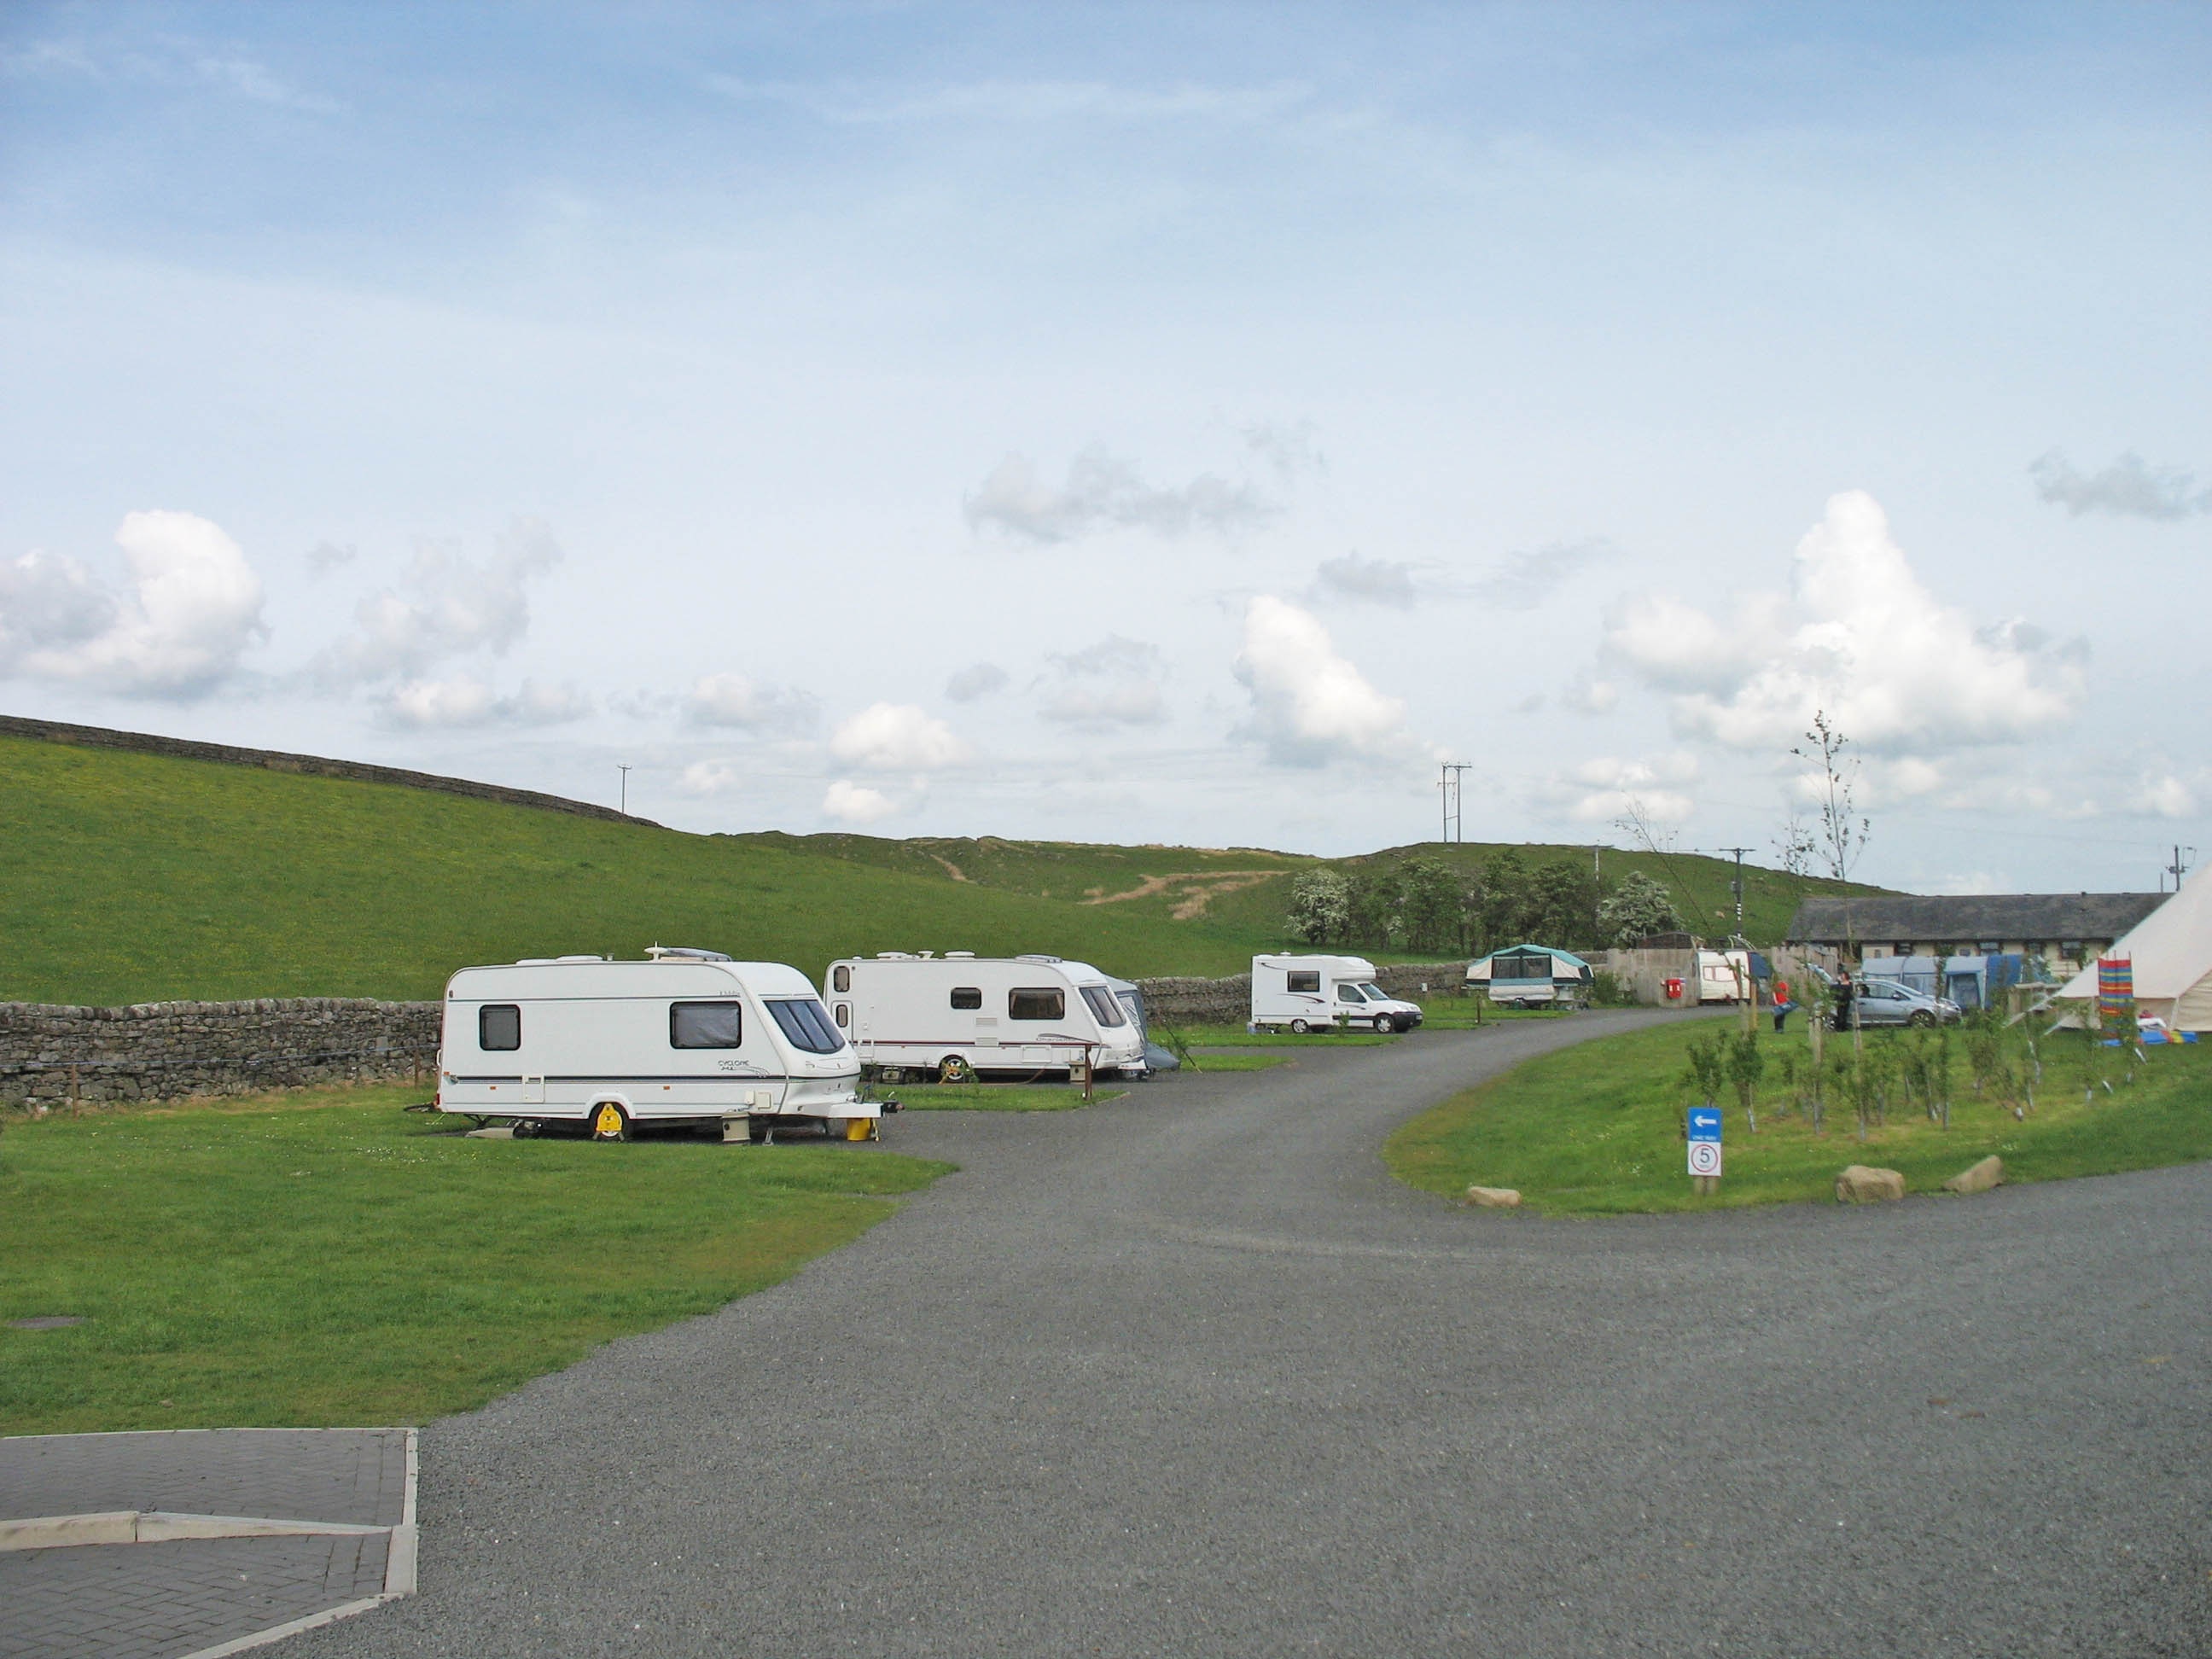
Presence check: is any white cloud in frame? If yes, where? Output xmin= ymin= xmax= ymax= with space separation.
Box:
xmin=680 ymin=760 xmax=743 ymax=796
xmin=945 ymin=661 xmax=1009 ymax=702
xmin=1231 ymin=596 xmax=1416 ymax=766
xmin=1239 ymin=418 xmax=1325 ymax=480
xmin=0 ymin=509 xmax=265 ymax=697
xmin=1039 ymin=636 xmax=1167 ymax=728
xmin=822 ymin=779 xmax=897 ymax=824
xmin=2128 ymin=771 xmax=2199 ymax=818
xmin=829 ymin=702 xmax=969 ymax=771
xmin=1474 ymin=538 xmax=1615 ymax=611
xmin=1564 ymin=672 xmax=1619 ymax=714
xmin=1543 ymin=754 xmax=1698 ymax=824
xmin=1605 ymin=492 xmax=2081 ymax=754
xmin=318 ymin=517 xmax=562 ymax=685
xmin=685 ymin=671 xmax=818 ymax=731
xmin=2030 ymin=450 xmax=2209 ymax=521
xmin=964 ymin=448 xmax=1273 ymax=543
xmin=1314 ymin=553 xmax=1417 ymax=608
xmin=378 ymin=675 xmax=590 ymax=729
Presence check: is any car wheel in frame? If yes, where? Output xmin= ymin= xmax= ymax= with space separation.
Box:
xmin=1290 ymin=1019 xmax=1311 ymax=1034
xmin=1908 ymin=1010 xmax=1934 ymax=1027
xmin=1373 ymin=1016 xmax=1394 ymax=1034
xmin=588 ymin=1101 xmax=632 ymax=1142
xmin=940 ymin=1056 xmax=972 ymax=1084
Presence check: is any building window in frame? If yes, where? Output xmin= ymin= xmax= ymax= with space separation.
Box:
xmin=951 ymin=987 xmax=982 ymax=1010
xmin=2061 ymin=940 xmax=2082 ymax=959
xmin=479 ymin=1004 xmax=521 ymax=1051
xmin=1009 ymin=987 xmax=1065 ymax=1021
xmin=670 ymin=1001 xmax=742 ymax=1048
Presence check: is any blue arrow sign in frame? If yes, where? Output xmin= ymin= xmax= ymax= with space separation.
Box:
xmin=1687 ymin=1107 xmax=1722 ymax=1142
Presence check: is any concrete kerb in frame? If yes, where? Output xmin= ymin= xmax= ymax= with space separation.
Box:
xmin=0 ymin=1424 xmax=419 ymax=1658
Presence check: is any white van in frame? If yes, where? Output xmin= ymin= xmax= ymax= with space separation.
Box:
xmin=1697 ymin=949 xmax=1755 ymax=1004
xmin=822 ymin=952 xmax=1148 ymax=1082
xmin=439 ymin=948 xmax=870 ymax=1143
xmin=1250 ymin=954 xmax=1424 ymax=1033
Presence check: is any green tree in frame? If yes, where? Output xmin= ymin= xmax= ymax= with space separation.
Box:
xmin=1528 ymin=859 xmax=1598 ymax=949
xmin=1347 ymin=866 xmax=1404 ymax=948
xmin=1596 ymin=870 xmax=1680 ymax=947
xmin=1724 ymin=1029 xmax=1767 ymax=1132
xmin=1397 ymin=859 xmax=1464 ymax=954
xmin=1477 ymin=849 xmax=1532 ymax=952
xmin=1284 ymin=870 xmax=1350 ymax=946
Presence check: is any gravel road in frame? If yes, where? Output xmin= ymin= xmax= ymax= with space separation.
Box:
xmin=301 ymin=1012 xmax=2211 ymax=1657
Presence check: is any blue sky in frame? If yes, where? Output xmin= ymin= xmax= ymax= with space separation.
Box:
xmin=3 ymin=2 xmax=2207 ymax=893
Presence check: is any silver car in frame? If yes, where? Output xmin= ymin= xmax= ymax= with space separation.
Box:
xmin=1849 ymin=977 xmax=1962 ymax=1027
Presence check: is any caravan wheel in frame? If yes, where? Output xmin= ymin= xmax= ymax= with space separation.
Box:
xmin=939 ymin=1056 xmax=973 ymax=1083
xmin=588 ymin=1102 xmax=633 ymax=1142
xmin=1290 ymin=1019 xmax=1311 ymax=1034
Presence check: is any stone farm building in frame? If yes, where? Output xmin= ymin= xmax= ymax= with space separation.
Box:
xmin=1784 ymin=893 xmax=2168 ymax=978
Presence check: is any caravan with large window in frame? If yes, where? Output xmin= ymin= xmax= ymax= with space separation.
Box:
xmin=438 ymin=948 xmax=869 ymax=1142
xmin=822 ymin=952 xmax=1149 ymax=1081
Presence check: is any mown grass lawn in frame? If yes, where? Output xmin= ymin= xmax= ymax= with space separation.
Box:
xmin=0 ymin=1083 xmax=952 ymax=1435
xmin=1387 ymin=1018 xmax=2212 ymax=1215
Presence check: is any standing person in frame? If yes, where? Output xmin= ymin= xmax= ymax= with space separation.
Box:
xmin=1772 ymin=976 xmax=1793 ymax=1033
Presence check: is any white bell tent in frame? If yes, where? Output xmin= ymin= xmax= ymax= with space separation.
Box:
xmin=2056 ymin=872 xmax=2212 ymax=1031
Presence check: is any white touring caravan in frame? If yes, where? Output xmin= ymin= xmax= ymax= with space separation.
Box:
xmin=822 ymin=952 xmax=1148 ymax=1081
xmin=439 ymin=948 xmax=873 ymax=1143
xmin=1250 ymin=955 xmax=1424 ymax=1033
xmin=1697 ymin=949 xmax=1755 ymax=1004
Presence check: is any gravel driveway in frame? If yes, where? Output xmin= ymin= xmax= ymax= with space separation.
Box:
xmin=300 ymin=1012 xmax=2212 ymax=1657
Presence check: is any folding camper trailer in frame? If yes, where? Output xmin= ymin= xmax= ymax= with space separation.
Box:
xmin=822 ymin=952 xmax=1149 ymax=1081
xmin=438 ymin=948 xmax=870 ymax=1142
xmin=1465 ymin=945 xmax=1593 ymax=1008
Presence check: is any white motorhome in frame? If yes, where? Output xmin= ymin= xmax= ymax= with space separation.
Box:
xmin=823 ymin=952 xmax=1148 ymax=1081
xmin=439 ymin=949 xmax=870 ymax=1143
xmin=1697 ymin=949 xmax=1755 ymax=1004
xmin=1250 ymin=954 xmax=1424 ymax=1033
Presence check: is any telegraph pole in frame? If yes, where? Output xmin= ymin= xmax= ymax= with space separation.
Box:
xmin=2168 ymin=845 xmax=2196 ymax=891
xmin=618 ymin=764 xmax=632 ymax=816
xmin=1438 ymin=762 xmax=1471 ymax=844
xmin=1716 ymin=846 xmax=1753 ymax=931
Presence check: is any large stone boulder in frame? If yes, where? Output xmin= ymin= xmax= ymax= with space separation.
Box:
xmin=1464 ymin=1185 xmax=1522 ymax=1209
xmin=1942 ymin=1155 xmax=2004 ymax=1195
xmin=1836 ymin=1165 xmax=1906 ymax=1203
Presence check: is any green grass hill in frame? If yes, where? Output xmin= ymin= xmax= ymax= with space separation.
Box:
xmin=0 ymin=728 xmax=1884 ymax=1006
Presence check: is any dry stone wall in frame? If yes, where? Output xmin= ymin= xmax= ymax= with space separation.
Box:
xmin=0 ymin=999 xmax=440 ymax=1104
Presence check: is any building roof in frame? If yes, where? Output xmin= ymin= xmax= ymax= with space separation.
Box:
xmin=1784 ymin=893 xmax=2167 ymax=946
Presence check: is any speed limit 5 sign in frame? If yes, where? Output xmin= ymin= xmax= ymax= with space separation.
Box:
xmin=1687 ymin=1139 xmax=1723 ymax=1178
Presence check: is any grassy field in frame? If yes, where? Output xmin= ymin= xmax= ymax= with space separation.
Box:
xmin=0 ymin=730 xmax=1887 ymax=1007
xmin=0 ymin=1083 xmax=952 ymax=1435
xmin=1387 ymin=1017 xmax=2212 ymax=1215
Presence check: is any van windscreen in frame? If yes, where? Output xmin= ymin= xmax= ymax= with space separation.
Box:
xmin=766 ymin=998 xmax=846 ymax=1054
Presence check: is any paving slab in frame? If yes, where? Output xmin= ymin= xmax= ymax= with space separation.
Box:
xmin=0 ymin=1429 xmax=412 ymax=1659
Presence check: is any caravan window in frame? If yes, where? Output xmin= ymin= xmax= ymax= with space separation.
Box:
xmin=1286 ymin=970 xmax=1321 ymax=993
xmin=1496 ymin=952 xmax=1549 ymax=981
xmin=950 ymin=987 xmax=982 ymax=1010
xmin=671 ymin=1002 xmax=742 ymax=1048
xmin=832 ymin=965 xmax=851 ymax=993
xmin=479 ymin=1004 xmax=521 ymax=1051
xmin=765 ymin=998 xmax=845 ymax=1055
xmin=1079 ymin=985 xmax=1126 ymax=1027
xmin=1009 ymin=987 xmax=1065 ymax=1021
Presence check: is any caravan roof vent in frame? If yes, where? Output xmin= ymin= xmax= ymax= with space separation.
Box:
xmin=944 ymin=951 xmax=976 ymax=959
xmin=556 ymin=955 xmax=608 ymax=963
xmin=1016 ymin=953 xmax=1065 ymax=964
xmin=646 ymin=945 xmax=733 ymax=962
xmin=876 ymin=952 xmax=917 ymax=960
